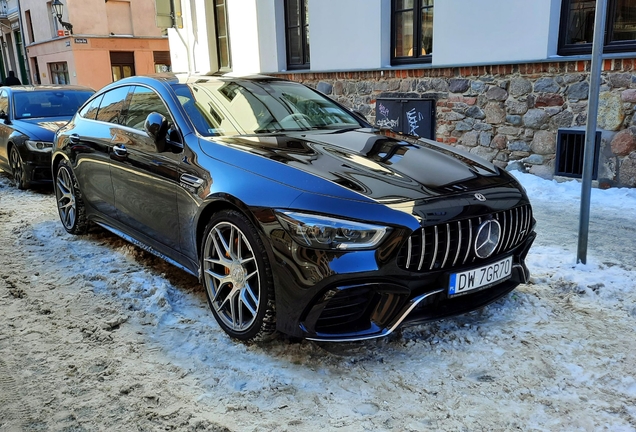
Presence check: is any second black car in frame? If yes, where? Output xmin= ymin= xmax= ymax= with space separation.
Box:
xmin=0 ymin=85 xmax=93 ymax=189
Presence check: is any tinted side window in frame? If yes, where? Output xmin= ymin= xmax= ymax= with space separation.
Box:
xmin=0 ymin=91 xmax=8 ymax=114
xmin=79 ymin=94 xmax=104 ymax=120
xmin=95 ymin=86 xmax=132 ymax=124
xmin=124 ymin=86 xmax=171 ymax=130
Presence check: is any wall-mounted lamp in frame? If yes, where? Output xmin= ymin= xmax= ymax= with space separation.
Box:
xmin=51 ymin=0 xmax=73 ymax=35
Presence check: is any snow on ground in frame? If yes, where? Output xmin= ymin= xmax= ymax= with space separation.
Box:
xmin=0 ymin=170 xmax=635 ymax=431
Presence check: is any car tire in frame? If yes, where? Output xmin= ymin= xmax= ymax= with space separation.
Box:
xmin=9 ymin=146 xmax=28 ymax=190
xmin=55 ymin=159 xmax=88 ymax=235
xmin=201 ymin=210 xmax=276 ymax=341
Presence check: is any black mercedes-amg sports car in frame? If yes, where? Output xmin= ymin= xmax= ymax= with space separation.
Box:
xmin=52 ymin=74 xmax=535 ymax=342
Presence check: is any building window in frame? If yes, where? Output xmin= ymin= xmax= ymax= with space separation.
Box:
xmin=214 ymin=0 xmax=231 ymax=71
xmin=153 ymin=51 xmax=172 ymax=73
xmin=25 ymin=10 xmax=35 ymax=44
xmin=110 ymin=51 xmax=135 ymax=82
xmin=391 ymin=0 xmax=434 ymax=65
xmin=558 ymin=0 xmax=636 ymax=55
xmin=284 ymin=0 xmax=310 ymax=70
xmin=50 ymin=62 xmax=69 ymax=84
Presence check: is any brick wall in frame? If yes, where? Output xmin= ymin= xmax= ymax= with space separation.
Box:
xmin=274 ymin=58 xmax=636 ymax=188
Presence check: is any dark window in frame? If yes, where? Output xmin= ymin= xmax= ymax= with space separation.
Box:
xmin=124 ymin=86 xmax=171 ymax=130
xmin=79 ymin=94 xmax=104 ymax=120
xmin=284 ymin=0 xmax=310 ymax=70
xmin=95 ymin=86 xmax=132 ymax=124
xmin=110 ymin=52 xmax=135 ymax=82
xmin=559 ymin=0 xmax=636 ymax=55
xmin=214 ymin=0 xmax=231 ymax=70
xmin=25 ymin=10 xmax=35 ymax=44
xmin=391 ymin=0 xmax=434 ymax=65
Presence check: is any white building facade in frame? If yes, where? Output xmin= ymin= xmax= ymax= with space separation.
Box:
xmin=167 ymin=0 xmax=636 ymax=187
xmin=168 ymin=0 xmax=573 ymax=74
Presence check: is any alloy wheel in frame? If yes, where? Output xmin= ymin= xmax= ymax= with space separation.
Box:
xmin=56 ymin=166 xmax=77 ymax=230
xmin=203 ymin=221 xmax=261 ymax=333
xmin=9 ymin=147 xmax=24 ymax=189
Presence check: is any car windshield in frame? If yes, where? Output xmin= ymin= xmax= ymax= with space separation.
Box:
xmin=14 ymin=90 xmax=94 ymax=120
xmin=174 ymin=79 xmax=362 ymax=136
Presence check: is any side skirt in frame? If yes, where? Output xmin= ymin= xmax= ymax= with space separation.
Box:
xmin=94 ymin=221 xmax=199 ymax=278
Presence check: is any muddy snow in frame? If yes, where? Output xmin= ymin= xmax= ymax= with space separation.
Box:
xmin=1 ymin=171 xmax=635 ymax=432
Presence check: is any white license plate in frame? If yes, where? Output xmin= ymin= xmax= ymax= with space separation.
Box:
xmin=448 ymin=256 xmax=513 ymax=297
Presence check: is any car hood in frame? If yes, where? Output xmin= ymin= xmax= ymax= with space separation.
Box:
xmin=13 ymin=118 xmax=71 ymax=141
xmin=208 ymin=128 xmax=515 ymax=204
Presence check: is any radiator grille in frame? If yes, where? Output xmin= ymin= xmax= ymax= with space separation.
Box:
xmin=397 ymin=204 xmax=533 ymax=272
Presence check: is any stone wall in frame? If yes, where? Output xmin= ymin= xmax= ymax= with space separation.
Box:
xmin=275 ymin=59 xmax=636 ymax=188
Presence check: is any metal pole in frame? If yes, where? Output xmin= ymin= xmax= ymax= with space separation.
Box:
xmin=577 ymin=0 xmax=608 ymax=264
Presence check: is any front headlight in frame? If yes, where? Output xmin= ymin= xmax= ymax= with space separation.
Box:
xmin=25 ymin=140 xmax=53 ymax=153
xmin=275 ymin=211 xmax=391 ymax=250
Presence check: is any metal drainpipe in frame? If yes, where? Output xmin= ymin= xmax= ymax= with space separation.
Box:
xmin=16 ymin=0 xmax=30 ymax=84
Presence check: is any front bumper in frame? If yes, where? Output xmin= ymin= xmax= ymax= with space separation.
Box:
xmin=21 ymin=147 xmax=53 ymax=184
xmin=24 ymin=161 xmax=53 ymax=183
xmin=271 ymin=227 xmax=536 ymax=341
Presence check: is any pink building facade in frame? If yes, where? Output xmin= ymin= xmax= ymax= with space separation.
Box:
xmin=19 ymin=0 xmax=170 ymax=90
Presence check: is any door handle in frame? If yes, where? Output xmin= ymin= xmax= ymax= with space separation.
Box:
xmin=180 ymin=173 xmax=205 ymax=188
xmin=112 ymin=145 xmax=127 ymax=156
xmin=69 ymin=133 xmax=80 ymax=144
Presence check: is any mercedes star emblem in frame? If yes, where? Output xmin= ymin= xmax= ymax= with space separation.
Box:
xmin=474 ymin=219 xmax=501 ymax=259
xmin=474 ymin=193 xmax=487 ymax=202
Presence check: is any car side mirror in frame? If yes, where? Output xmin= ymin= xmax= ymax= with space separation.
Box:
xmin=144 ymin=112 xmax=168 ymax=152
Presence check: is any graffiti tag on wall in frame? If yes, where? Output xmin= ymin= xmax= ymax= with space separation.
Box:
xmin=406 ymin=108 xmax=425 ymax=136
xmin=376 ymin=102 xmax=399 ymax=130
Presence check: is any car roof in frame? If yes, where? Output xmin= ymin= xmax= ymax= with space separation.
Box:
xmin=106 ymin=72 xmax=286 ymax=88
xmin=1 ymin=84 xmax=95 ymax=92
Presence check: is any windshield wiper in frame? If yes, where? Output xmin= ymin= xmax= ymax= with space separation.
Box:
xmin=309 ymin=125 xmax=360 ymax=132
